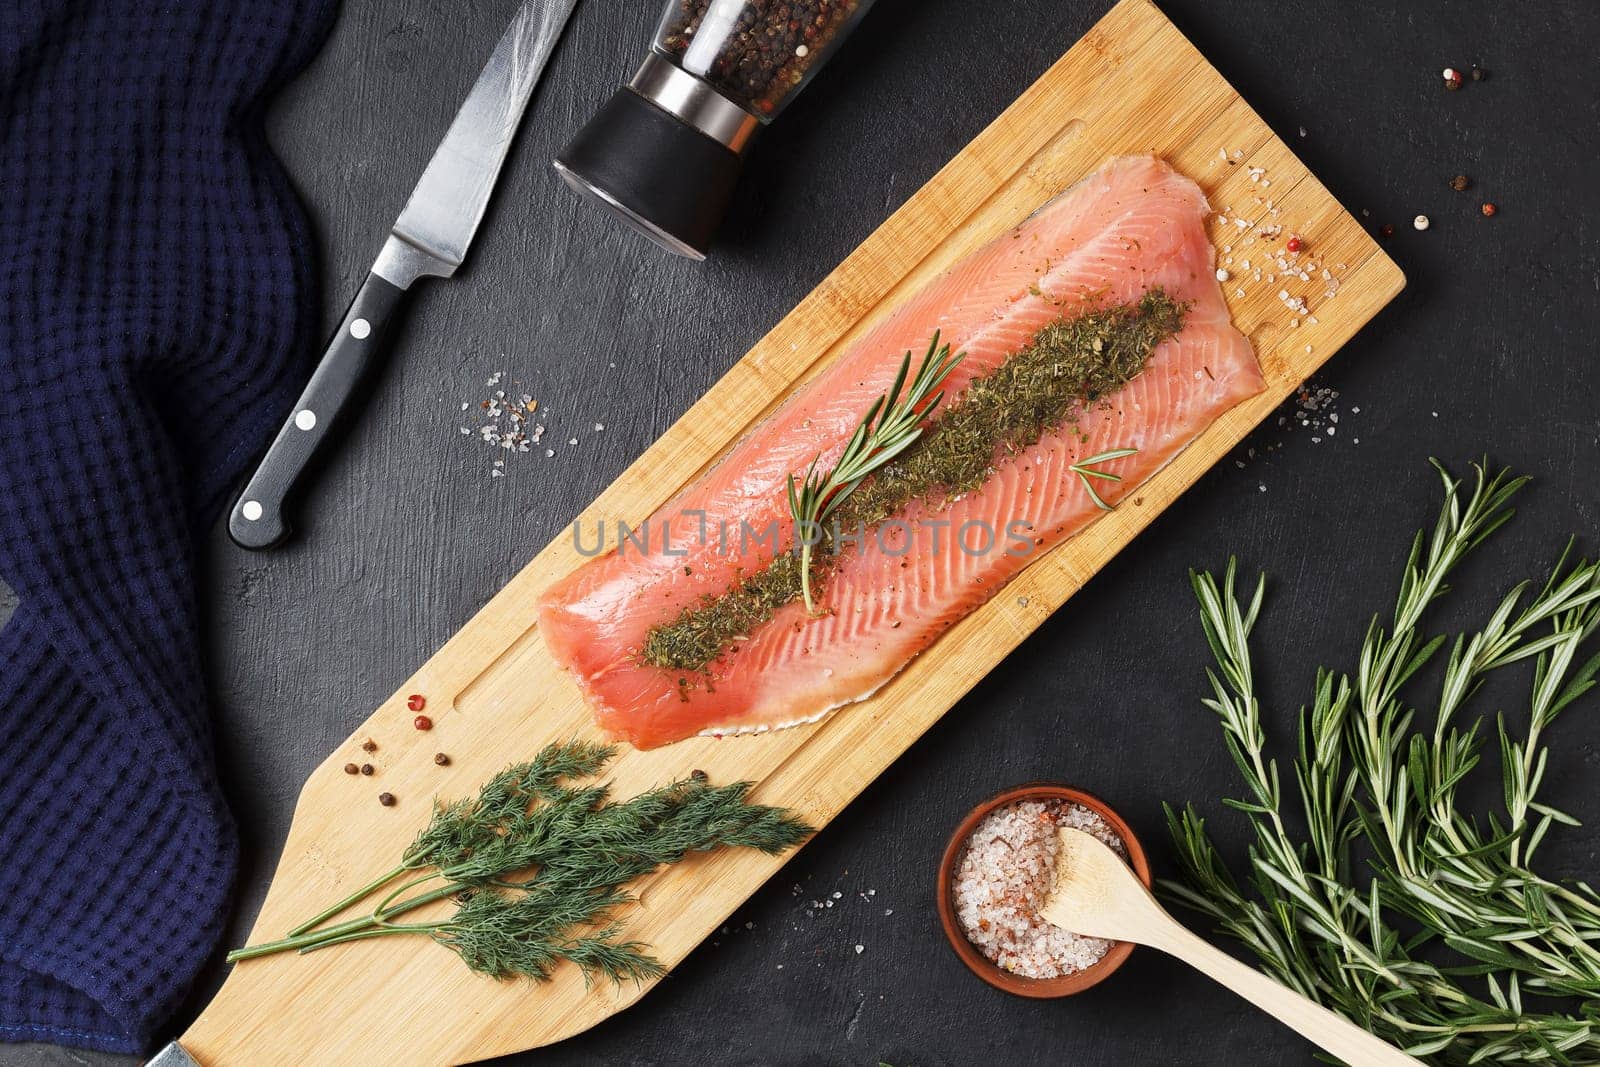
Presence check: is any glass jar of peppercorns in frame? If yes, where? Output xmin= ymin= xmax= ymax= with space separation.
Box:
xmin=555 ymin=0 xmax=876 ymax=260
xmin=655 ymin=0 xmax=874 ymax=119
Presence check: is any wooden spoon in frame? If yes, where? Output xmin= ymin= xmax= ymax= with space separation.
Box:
xmin=1041 ymin=828 xmax=1421 ymax=1066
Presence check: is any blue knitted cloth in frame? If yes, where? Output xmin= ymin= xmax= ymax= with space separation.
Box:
xmin=0 ymin=1 xmax=333 ymax=1053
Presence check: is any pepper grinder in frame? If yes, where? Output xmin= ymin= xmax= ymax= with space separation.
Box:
xmin=555 ymin=0 xmax=876 ymax=260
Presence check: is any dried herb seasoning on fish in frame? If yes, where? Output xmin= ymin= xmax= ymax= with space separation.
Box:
xmin=641 ymin=289 xmax=1185 ymax=672
xmin=228 ymin=741 xmax=811 ymax=983
xmin=640 ymin=552 xmax=808 ymax=680
xmin=830 ymin=291 xmax=1182 ymax=530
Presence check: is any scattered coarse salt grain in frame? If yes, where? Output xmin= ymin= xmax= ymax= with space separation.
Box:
xmin=1413 ymin=214 xmax=1430 ymax=231
xmin=1215 ymin=267 xmax=1230 ymax=282
xmin=455 ymin=372 xmax=607 ymax=478
xmin=952 ymin=799 xmax=1126 ymax=980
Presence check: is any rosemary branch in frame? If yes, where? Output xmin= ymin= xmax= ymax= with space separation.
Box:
xmin=230 ymin=741 xmax=813 ymax=984
xmin=787 ymin=332 xmax=962 ymax=612
xmin=1165 ymin=461 xmax=1600 ymax=1064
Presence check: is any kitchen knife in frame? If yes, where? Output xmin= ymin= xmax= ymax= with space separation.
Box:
xmin=228 ymin=0 xmax=582 ymax=550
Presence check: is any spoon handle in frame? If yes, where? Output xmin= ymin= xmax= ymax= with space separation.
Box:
xmin=1149 ymin=920 xmax=1420 ymax=1065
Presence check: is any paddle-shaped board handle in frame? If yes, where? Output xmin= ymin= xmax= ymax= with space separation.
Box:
xmin=228 ymin=273 xmax=407 ymax=550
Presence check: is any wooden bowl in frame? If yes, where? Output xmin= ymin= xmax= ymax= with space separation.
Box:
xmin=936 ymin=783 xmax=1150 ymax=997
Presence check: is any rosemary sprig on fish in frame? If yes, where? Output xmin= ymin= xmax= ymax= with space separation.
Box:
xmin=787 ymin=333 xmax=963 ymax=613
xmin=1071 ymin=448 xmax=1140 ymax=511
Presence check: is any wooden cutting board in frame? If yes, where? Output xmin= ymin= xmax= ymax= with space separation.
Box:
xmin=179 ymin=1 xmax=1402 ymax=1062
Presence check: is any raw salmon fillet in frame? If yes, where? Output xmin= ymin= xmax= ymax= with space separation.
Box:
xmin=540 ymin=156 xmax=1262 ymax=749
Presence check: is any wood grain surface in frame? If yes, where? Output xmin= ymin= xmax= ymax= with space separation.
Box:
xmin=13 ymin=1 xmax=1598 ymax=1066
xmin=171 ymin=3 xmax=1403 ymax=1062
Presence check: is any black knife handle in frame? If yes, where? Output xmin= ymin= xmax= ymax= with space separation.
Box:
xmin=228 ymin=273 xmax=408 ymax=550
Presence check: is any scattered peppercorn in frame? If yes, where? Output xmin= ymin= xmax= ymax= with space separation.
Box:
xmin=343 ymin=763 xmax=359 ymax=775
xmin=360 ymin=763 xmax=375 ymax=776
xmin=1449 ymin=175 xmax=1471 ymax=192
xmin=1285 ymin=235 xmax=1304 ymax=253
xmin=434 ymin=752 xmax=450 ymax=766
xmin=1469 ymin=65 xmax=1487 ymax=82
xmin=1379 ymin=223 xmax=1395 ymax=238
xmin=361 ymin=738 xmax=377 ymax=753
xmin=691 ymin=768 xmax=709 ymax=783
xmin=1443 ymin=67 xmax=1463 ymax=90
xmin=1481 ymin=202 xmax=1497 ymax=217
xmin=406 ymin=694 xmax=426 ymax=712
xmin=413 ymin=714 xmax=433 ymax=731
xmin=379 ymin=792 xmax=396 ymax=807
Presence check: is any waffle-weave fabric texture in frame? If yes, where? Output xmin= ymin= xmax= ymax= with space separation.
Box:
xmin=0 ymin=0 xmax=333 ymax=1053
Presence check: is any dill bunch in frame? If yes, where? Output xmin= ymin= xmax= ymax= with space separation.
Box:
xmin=1166 ymin=462 xmax=1600 ymax=1064
xmin=229 ymin=741 xmax=813 ymax=985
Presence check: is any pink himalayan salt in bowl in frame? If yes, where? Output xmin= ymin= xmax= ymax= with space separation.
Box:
xmin=937 ymin=783 xmax=1150 ymax=997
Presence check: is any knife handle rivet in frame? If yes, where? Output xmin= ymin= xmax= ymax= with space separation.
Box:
xmin=350 ymin=318 xmax=372 ymax=340
xmin=241 ymin=500 xmax=263 ymax=522
xmin=295 ymin=409 xmax=318 ymax=431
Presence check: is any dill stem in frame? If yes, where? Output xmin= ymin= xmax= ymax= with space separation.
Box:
xmin=227 ymin=881 xmax=466 ymax=963
xmin=285 ymin=864 xmax=406 ymax=937
xmin=373 ymin=869 xmax=448 ymax=917
xmin=297 ymin=923 xmax=448 ymax=955
xmin=227 ymin=912 xmax=381 ymax=961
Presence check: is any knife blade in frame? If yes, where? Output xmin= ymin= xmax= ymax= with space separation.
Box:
xmin=228 ymin=0 xmax=582 ymax=550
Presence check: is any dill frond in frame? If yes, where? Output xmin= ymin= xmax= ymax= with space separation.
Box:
xmin=228 ymin=741 xmax=813 ymax=985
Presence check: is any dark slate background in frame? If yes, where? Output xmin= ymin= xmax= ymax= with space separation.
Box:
xmin=9 ymin=0 xmax=1599 ymax=1064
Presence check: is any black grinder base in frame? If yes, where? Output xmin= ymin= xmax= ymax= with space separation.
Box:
xmin=554 ymin=54 xmax=759 ymax=260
